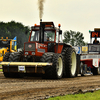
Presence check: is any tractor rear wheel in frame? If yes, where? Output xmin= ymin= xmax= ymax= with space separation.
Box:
xmin=3 ymin=52 xmax=11 ymax=78
xmin=61 ymin=47 xmax=68 ymax=77
xmin=64 ymin=47 xmax=77 ymax=78
xmin=41 ymin=53 xmax=63 ymax=79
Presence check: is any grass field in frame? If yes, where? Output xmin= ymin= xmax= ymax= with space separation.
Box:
xmin=0 ymin=69 xmax=2 ymax=72
xmin=47 ymin=90 xmax=100 ymax=100
xmin=0 ymin=65 xmax=2 ymax=72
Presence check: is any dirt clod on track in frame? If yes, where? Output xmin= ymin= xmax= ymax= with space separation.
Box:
xmin=0 ymin=72 xmax=100 ymax=100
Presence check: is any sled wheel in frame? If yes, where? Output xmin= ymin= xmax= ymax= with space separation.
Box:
xmin=80 ymin=62 xmax=85 ymax=76
xmin=91 ymin=65 xmax=100 ymax=75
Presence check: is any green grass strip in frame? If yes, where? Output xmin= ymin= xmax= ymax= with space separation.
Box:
xmin=0 ymin=65 xmax=2 ymax=72
xmin=0 ymin=69 xmax=2 ymax=72
xmin=47 ymin=90 xmax=100 ymax=100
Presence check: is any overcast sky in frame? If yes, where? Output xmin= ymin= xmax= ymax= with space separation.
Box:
xmin=0 ymin=0 xmax=100 ymax=43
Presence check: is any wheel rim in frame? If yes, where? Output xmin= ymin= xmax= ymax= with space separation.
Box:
xmin=71 ymin=51 xmax=76 ymax=76
xmin=98 ymin=67 xmax=100 ymax=74
xmin=57 ymin=57 xmax=63 ymax=77
xmin=80 ymin=62 xmax=83 ymax=74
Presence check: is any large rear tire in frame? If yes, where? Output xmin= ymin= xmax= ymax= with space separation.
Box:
xmin=61 ymin=48 xmax=68 ymax=77
xmin=63 ymin=47 xmax=77 ymax=78
xmin=41 ymin=53 xmax=63 ymax=79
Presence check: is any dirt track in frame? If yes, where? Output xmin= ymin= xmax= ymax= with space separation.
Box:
xmin=0 ymin=72 xmax=100 ymax=100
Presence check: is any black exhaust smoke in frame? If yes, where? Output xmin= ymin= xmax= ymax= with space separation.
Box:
xmin=38 ymin=0 xmax=45 ymax=43
xmin=38 ymin=0 xmax=45 ymax=20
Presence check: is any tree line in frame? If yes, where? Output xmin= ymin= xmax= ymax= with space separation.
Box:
xmin=0 ymin=21 xmax=30 ymax=48
xmin=0 ymin=21 xmax=87 ymax=48
xmin=63 ymin=30 xmax=87 ymax=46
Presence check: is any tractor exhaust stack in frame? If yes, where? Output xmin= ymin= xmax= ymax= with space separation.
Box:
xmin=40 ymin=19 xmax=42 ymax=22
xmin=39 ymin=19 xmax=45 ymax=43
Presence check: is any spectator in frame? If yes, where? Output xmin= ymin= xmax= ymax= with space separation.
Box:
xmin=47 ymin=37 xmax=49 ymax=41
xmin=93 ymin=37 xmax=99 ymax=44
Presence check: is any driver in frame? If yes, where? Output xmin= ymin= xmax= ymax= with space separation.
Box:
xmin=47 ymin=37 xmax=49 ymax=41
xmin=93 ymin=37 xmax=99 ymax=44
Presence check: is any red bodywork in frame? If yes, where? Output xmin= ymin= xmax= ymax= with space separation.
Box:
xmin=81 ymin=59 xmax=93 ymax=68
xmin=81 ymin=58 xmax=100 ymax=68
xmin=24 ymin=23 xmax=63 ymax=57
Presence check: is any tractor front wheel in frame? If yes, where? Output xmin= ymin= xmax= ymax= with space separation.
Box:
xmin=8 ymin=52 xmax=24 ymax=78
xmin=41 ymin=53 xmax=63 ymax=79
xmin=52 ymin=54 xmax=63 ymax=79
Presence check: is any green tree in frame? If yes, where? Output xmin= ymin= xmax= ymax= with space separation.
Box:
xmin=0 ymin=21 xmax=30 ymax=48
xmin=63 ymin=30 xmax=87 ymax=46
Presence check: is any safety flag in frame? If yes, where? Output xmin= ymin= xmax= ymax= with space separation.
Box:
xmin=13 ymin=36 xmax=17 ymax=50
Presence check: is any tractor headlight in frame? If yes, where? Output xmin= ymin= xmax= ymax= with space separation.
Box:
xmin=25 ymin=52 xmax=28 ymax=55
xmin=32 ymin=52 xmax=35 ymax=55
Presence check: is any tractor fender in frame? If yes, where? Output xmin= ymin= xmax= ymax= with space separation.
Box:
xmin=55 ymin=43 xmax=72 ymax=54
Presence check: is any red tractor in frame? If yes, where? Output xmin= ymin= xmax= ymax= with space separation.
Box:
xmin=1 ymin=21 xmax=77 ymax=79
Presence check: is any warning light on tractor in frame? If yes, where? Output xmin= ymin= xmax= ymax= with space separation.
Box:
xmin=58 ymin=24 xmax=61 ymax=27
xmin=34 ymin=24 xmax=37 ymax=26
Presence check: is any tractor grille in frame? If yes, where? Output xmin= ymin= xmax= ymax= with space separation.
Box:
xmin=25 ymin=43 xmax=35 ymax=51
